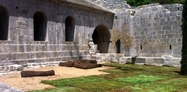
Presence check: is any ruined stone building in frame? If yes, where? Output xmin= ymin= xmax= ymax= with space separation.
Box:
xmin=0 ymin=0 xmax=183 ymax=67
xmin=0 ymin=0 xmax=114 ymax=65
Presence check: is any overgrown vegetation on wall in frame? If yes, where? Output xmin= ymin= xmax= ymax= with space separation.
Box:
xmin=110 ymin=29 xmax=132 ymax=49
xmin=126 ymin=0 xmax=184 ymax=6
xmin=180 ymin=0 xmax=187 ymax=75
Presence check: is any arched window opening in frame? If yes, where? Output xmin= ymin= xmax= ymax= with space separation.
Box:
xmin=92 ymin=24 xmax=111 ymax=53
xmin=65 ymin=16 xmax=75 ymax=41
xmin=0 ymin=5 xmax=9 ymax=40
xmin=33 ymin=11 xmax=47 ymax=41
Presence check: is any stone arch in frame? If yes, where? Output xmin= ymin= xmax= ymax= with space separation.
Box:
xmin=33 ymin=11 xmax=47 ymax=41
xmin=0 ymin=5 xmax=9 ymax=40
xmin=65 ymin=16 xmax=75 ymax=41
xmin=92 ymin=24 xmax=111 ymax=53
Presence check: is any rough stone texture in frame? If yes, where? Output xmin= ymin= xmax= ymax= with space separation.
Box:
xmin=145 ymin=57 xmax=164 ymax=66
xmin=0 ymin=0 xmax=184 ymax=68
xmin=118 ymin=56 xmax=181 ymax=67
xmin=132 ymin=4 xmax=182 ymax=58
xmin=0 ymin=0 xmax=114 ymax=65
xmin=162 ymin=55 xmax=174 ymax=66
xmin=86 ymin=0 xmax=130 ymax=10
xmin=119 ymin=57 xmax=132 ymax=64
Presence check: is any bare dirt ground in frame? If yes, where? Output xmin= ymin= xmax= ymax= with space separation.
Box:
xmin=0 ymin=66 xmax=110 ymax=91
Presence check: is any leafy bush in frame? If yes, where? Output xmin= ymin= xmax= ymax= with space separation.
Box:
xmin=126 ymin=0 xmax=151 ymax=6
xmin=126 ymin=0 xmax=184 ymax=6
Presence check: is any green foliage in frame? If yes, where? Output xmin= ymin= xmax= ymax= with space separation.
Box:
xmin=180 ymin=0 xmax=187 ymax=75
xmin=126 ymin=0 xmax=151 ymax=6
xmin=126 ymin=0 xmax=184 ymax=6
xmin=31 ymin=63 xmax=187 ymax=92
xmin=32 ymin=87 xmax=80 ymax=92
xmin=151 ymin=0 xmax=184 ymax=4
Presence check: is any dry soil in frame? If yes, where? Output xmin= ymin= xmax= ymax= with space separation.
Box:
xmin=0 ymin=66 xmax=110 ymax=91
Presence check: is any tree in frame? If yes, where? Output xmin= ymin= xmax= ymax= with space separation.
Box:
xmin=126 ymin=0 xmax=184 ymax=6
xmin=126 ymin=0 xmax=150 ymax=6
xmin=180 ymin=0 xmax=187 ymax=75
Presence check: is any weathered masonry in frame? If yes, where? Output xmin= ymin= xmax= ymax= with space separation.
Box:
xmin=0 ymin=0 xmax=184 ymax=67
xmin=0 ymin=0 xmax=114 ymax=64
xmin=87 ymin=0 xmax=182 ymax=67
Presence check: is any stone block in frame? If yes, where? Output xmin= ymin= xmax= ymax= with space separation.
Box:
xmin=119 ymin=57 xmax=132 ymax=64
xmin=135 ymin=57 xmax=146 ymax=64
xmin=137 ymin=57 xmax=164 ymax=66
xmin=96 ymin=53 xmax=108 ymax=62
xmin=19 ymin=45 xmax=25 ymax=52
xmin=154 ymin=57 xmax=164 ymax=64
xmin=145 ymin=57 xmax=155 ymax=65
xmin=9 ymin=54 xmax=16 ymax=60
xmin=172 ymin=58 xmax=181 ymax=67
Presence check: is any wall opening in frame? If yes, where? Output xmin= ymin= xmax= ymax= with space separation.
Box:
xmin=92 ymin=24 xmax=111 ymax=53
xmin=0 ymin=5 xmax=9 ymax=40
xmin=115 ymin=39 xmax=121 ymax=53
xmin=65 ymin=16 xmax=75 ymax=41
xmin=169 ymin=45 xmax=172 ymax=50
xmin=140 ymin=45 xmax=143 ymax=50
xmin=33 ymin=11 xmax=47 ymax=41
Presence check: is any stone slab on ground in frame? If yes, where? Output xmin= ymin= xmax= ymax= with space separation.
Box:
xmin=119 ymin=57 xmax=132 ymax=64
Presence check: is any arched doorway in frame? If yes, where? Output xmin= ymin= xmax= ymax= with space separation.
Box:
xmin=92 ymin=24 xmax=111 ymax=53
xmin=65 ymin=16 xmax=75 ymax=41
xmin=115 ymin=39 xmax=121 ymax=53
xmin=33 ymin=11 xmax=47 ymax=41
xmin=0 ymin=5 xmax=9 ymax=40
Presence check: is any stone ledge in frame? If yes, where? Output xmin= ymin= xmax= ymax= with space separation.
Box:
xmin=118 ymin=56 xmax=181 ymax=67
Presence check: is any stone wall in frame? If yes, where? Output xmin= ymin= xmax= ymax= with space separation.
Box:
xmin=109 ymin=3 xmax=182 ymax=58
xmin=87 ymin=0 xmax=183 ymax=66
xmin=86 ymin=0 xmax=130 ymax=10
xmin=0 ymin=0 xmax=114 ymax=64
xmin=133 ymin=4 xmax=182 ymax=57
xmin=0 ymin=0 xmax=184 ymax=67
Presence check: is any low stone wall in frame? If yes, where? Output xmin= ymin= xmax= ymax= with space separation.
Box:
xmin=119 ymin=56 xmax=181 ymax=67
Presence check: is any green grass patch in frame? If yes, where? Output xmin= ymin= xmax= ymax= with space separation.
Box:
xmin=31 ymin=63 xmax=187 ymax=92
xmin=115 ymin=75 xmax=165 ymax=84
xmin=32 ymin=87 xmax=82 ymax=92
